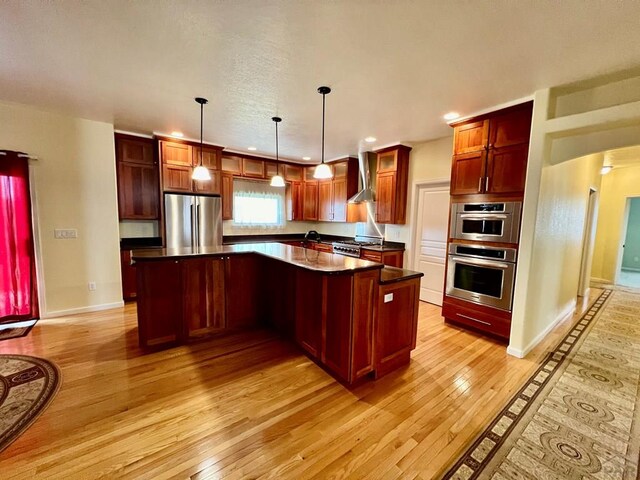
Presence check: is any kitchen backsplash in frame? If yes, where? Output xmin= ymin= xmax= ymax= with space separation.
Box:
xmin=119 ymin=220 xmax=159 ymax=238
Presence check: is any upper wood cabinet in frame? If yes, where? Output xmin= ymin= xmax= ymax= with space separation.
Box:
xmin=265 ymin=162 xmax=280 ymax=178
xmin=221 ymin=174 xmax=233 ymax=220
xmin=160 ymin=141 xmax=192 ymax=166
xmin=242 ymin=158 xmax=265 ymax=179
xmin=375 ymin=146 xmax=411 ymax=224
xmin=221 ymin=154 xmax=243 ymax=175
xmin=192 ymin=146 xmax=221 ymax=169
xmin=284 ymin=164 xmax=303 ymax=182
xmin=115 ymin=134 xmax=159 ymax=220
xmin=450 ymin=102 xmax=533 ymax=197
xmin=303 ymin=181 xmax=319 ymax=221
xmin=287 ymin=181 xmax=303 ymax=221
xmin=162 ymin=164 xmax=193 ymax=192
xmin=193 ymin=170 xmax=221 ymax=195
xmin=453 ymin=119 xmax=489 ymax=155
xmin=318 ymin=180 xmax=333 ymax=222
xmin=306 ymin=158 xmax=358 ymax=223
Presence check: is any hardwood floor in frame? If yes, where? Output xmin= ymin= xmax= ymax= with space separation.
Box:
xmin=0 ymin=290 xmax=602 ymax=479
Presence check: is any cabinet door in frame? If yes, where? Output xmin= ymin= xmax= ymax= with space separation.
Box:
xmin=242 ymin=158 xmax=265 ymax=178
xmin=450 ymin=151 xmax=486 ymax=195
xmin=377 ymin=150 xmax=398 ymax=173
xmin=333 ymin=161 xmax=348 ymax=178
xmin=382 ymin=251 xmax=404 ymax=268
xmin=453 ymin=119 xmax=489 ymax=154
xmin=221 ymin=174 xmax=233 ymax=220
xmin=375 ymin=173 xmax=396 ymax=224
xmin=117 ymin=136 xmax=155 ymax=165
xmin=117 ymin=162 xmax=159 ymax=219
xmin=265 ymin=162 xmax=280 ymax=178
xmin=194 ymin=170 xmax=221 ymax=195
xmin=322 ymin=274 xmax=354 ymax=381
xmin=303 ymin=182 xmax=318 ymax=221
xmin=284 ymin=164 xmax=303 ymax=182
xmin=162 ymin=164 xmax=193 ymax=192
xmin=182 ymin=257 xmax=225 ymax=339
xmin=486 ymin=144 xmax=528 ymax=195
xmin=120 ymin=250 xmax=137 ymax=300
xmin=295 ymin=269 xmax=323 ymax=358
xmin=332 ymin=178 xmax=348 ymax=222
xmin=221 ymin=155 xmax=243 ymax=175
xmin=192 ymin=146 xmax=221 ymax=169
xmin=488 ymin=107 xmax=532 ymax=149
xmin=225 ymin=255 xmax=262 ymax=328
xmin=161 ymin=141 xmax=192 ymax=166
xmin=287 ymin=181 xmax=303 ymax=221
xmin=318 ymin=181 xmax=333 ymax=221
xmin=351 ymin=269 xmax=378 ymax=381
xmin=136 ymin=260 xmax=181 ymax=348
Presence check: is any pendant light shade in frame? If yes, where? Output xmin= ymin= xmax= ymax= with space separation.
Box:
xmin=192 ymin=97 xmax=210 ymax=181
xmin=314 ymin=86 xmax=334 ymax=180
xmin=270 ymin=116 xmax=286 ymax=187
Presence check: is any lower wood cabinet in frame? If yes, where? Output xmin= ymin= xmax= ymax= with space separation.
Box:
xmin=120 ymin=250 xmax=137 ymax=301
xmin=442 ymin=296 xmax=512 ymax=339
xmin=375 ymin=278 xmax=419 ymax=378
xmin=360 ymin=249 xmax=404 ymax=268
xmin=224 ymin=254 xmax=263 ymax=328
xmin=182 ymin=257 xmax=226 ymax=339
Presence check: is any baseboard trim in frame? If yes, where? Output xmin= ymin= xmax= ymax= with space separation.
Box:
xmin=507 ymin=298 xmax=577 ymax=359
xmin=42 ymin=301 xmax=125 ymax=319
xmin=621 ymin=267 xmax=640 ymax=273
xmin=590 ymin=276 xmax=610 ymax=284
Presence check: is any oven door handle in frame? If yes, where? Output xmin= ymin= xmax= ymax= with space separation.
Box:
xmin=449 ymin=255 xmax=511 ymax=270
xmin=458 ymin=213 xmax=508 ymax=220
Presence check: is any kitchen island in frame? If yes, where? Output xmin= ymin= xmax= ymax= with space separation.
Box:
xmin=132 ymin=243 xmax=422 ymax=385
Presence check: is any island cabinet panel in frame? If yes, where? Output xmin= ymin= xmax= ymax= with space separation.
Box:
xmin=351 ymin=269 xmax=378 ymax=380
xmin=224 ymin=255 xmax=263 ymax=329
xmin=375 ymin=278 xmax=420 ymax=378
xmin=322 ymin=275 xmax=354 ymax=381
xmin=182 ymin=257 xmax=226 ymax=339
xmin=262 ymin=259 xmax=296 ymax=337
xmin=295 ymin=269 xmax=324 ymax=358
xmin=136 ymin=260 xmax=182 ymax=348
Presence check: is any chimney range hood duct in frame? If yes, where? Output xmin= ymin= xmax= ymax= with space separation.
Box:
xmin=348 ymin=151 xmax=376 ymax=203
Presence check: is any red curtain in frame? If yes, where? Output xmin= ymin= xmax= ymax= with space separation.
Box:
xmin=0 ymin=151 xmax=39 ymax=322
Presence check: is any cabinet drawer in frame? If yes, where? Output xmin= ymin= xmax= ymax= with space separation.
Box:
xmin=442 ymin=299 xmax=511 ymax=339
xmin=314 ymin=242 xmax=333 ymax=253
xmin=361 ymin=251 xmax=382 ymax=263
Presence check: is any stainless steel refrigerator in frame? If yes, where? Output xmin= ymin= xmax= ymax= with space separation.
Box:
xmin=164 ymin=193 xmax=223 ymax=248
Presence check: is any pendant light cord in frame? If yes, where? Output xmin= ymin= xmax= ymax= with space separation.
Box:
xmin=199 ymin=101 xmax=204 ymax=167
xmin=275 ymin=120 xmax=279 ymax=162
xmin=321 ymin=91 xmax=326 ymax=165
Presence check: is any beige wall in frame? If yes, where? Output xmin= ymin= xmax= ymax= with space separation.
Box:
xmin=591 ymin=164 xmax=640 ymax=282
xmin=388 ymin=135 xmax=453 ymax=266
xmin=0 ymin=101 xmax=122 ymax=316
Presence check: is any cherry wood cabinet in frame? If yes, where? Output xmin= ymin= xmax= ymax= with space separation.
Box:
xmin=162 ymin=164 xmax=193 ymax=192
xmin=442 ymin=296 xmax=512 ymax=339
xmin=193 ymin=170 xmax=221 ymax=195
xmin=374 ymin=146 xmax=411 ymax=225
xmin=283 ymin=164 xmax=303 ymax=182
xmin=182 ymin=257 xmax=226 ymax=339
xmin=287 ymin=182 xmax=303 ymax=221
xmin=221 ymin=154 xmax=243 ymax=175
xmin=120 ymin=250 xmax=137 ymax=301
xmin=265 ymin=162 xmax=280 ymax=178
xmin=375 ymin=277 xmax=419 ymax=378
xmin=295 ymin=268 xmax=323 ymax=358
xmin=318 ymin=180 xmax=333 ymax=221
xmin=160 ymin=141 xmax=192 ymax=166
xmin=450 ymin=102 xmax=533 ymax=197
xmin=303 ymin=181 xmax=319 ymax=221
xmin=242 ymin=158 xmax=265 ymax=179
xmin=224 ymin=254 xmax=263 ymax=328
xmin=360 ymin=249 xmax=404 ymax=268
xmin=192 ymin=146 xmax=221 ymax=170
xmin=306 ymin=158 xmax=358 ymax=223
xmin=221 ymin=174 xmax=233 ymax=220
xmin=115 ymin=134 xmax=159 ymax=220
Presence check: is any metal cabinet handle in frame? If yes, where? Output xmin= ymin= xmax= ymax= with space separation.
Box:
xmin=478 ymin=177 xmax=482 ymax=192
xmin=457 ymin=313 xmax=491 ymax=326
xmin=485 ymin=176 xmax=489 ymax=191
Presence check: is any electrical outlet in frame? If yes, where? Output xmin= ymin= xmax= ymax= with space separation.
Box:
xmin=88 ymin=282 xmax=96 ymax=291
xmin=384 ymin=293 xmax=394 ymax=303
xmin=54 ymin=229 xmax=78 ymax=239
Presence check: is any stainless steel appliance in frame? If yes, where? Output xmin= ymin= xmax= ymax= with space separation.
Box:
xmin=332 ymin=235 xmax=383 ymax=258
xmin=164 ymin=193 xmax=222 ymax=248
xmin=450 ymin=201 xmax=522 ymax=244
xmin=446 ymin=242 xmax=517 ymax=311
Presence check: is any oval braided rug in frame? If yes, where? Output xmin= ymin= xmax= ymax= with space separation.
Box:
xmin=0 ymin=355 xmax=60 ymax=454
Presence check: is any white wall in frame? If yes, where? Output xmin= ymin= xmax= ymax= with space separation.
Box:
xmin=0 ymin=101 xmax=122 ymax=316
xmin=591 ymin=164 xmax=640 ymax=282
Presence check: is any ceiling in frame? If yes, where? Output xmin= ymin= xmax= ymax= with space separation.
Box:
xmin=604 ymin=145 xmax=640 ymax=168
xmin=2 ymin=1 xmax=640 ymax=163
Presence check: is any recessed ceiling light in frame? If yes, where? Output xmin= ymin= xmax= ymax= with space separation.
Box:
xmin=171 ymin=131 xmax=183 ymax=137
xmin=364 ymin=136 xmax=377 ymax=143
xmin=600 ymin=165 xmax=613 ymax=175
xmin=247 ymin=146 xmax=257 ymax=151
xmin=444 ymin=112 xmax=460 ymax=121
xmin=303 ymin=156 xmax=311 ymax=160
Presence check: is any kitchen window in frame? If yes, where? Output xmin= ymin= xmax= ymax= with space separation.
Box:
xmin=232 ymin=179 xmax=285 ymax=227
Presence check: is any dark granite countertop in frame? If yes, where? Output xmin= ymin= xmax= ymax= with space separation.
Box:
xmin=380 ymin=266 xmax=424 ymax=284
xmin=132 ymin=242 xmax=383 ymax=274
xmin=223 ymin=233 xmax=405 ymax=252
xmin=120 ymin=237 xmax=163 ymax=249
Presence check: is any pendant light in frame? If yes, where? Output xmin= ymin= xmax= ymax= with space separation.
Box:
xmin=313 ymin=86 xmax=333 ymax=180
xmin=192 ymin=97 xmax=211 ymax=181
xmin=270 ymin=116 xmax=285 ymax=187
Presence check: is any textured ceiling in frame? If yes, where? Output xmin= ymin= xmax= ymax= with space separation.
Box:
xmin=2 ymin=1 xmax=640 ymax=162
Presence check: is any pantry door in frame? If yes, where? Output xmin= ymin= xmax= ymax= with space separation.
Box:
xmin=412 ymin=181 xmax=450 ymax=306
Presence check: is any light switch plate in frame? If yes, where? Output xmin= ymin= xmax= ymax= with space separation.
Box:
xmin=54 ymin=229 xmax=78 ymax=239
xmin=384 ymin=293 xmax=394 ymax=303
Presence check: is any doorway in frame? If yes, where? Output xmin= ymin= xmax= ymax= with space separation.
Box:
xmin=411 ymin=180 xmax=450 ymax=306
xmin=578 ymin=188 xmax=598 ymax=297
xmin=618 ymin=196 xmax=640 ymax=287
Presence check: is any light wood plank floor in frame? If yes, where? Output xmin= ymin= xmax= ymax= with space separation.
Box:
xmin=0 ymin=291 xmax=602 ymax=479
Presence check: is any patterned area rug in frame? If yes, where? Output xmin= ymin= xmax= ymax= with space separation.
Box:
xmin=443 ymin=289 xmax=640 ymax=479
xmin=0 ymin=355 xmax=60 ymax=453
xmin=0 ymin=320 xmax=37 ymax=341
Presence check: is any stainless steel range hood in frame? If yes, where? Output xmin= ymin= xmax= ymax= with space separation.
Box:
xmin=348 ymin=151 xmax=377 ymax=203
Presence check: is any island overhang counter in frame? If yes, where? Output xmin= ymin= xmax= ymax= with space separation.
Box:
xmin=132 ymin=243 xmax=422 ymax=385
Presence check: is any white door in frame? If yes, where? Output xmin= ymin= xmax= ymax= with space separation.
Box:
xmin=413 ymin=182 xmax=450 ymax=306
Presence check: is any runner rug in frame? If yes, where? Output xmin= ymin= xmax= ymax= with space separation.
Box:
xmin=0 ymin=355 xmax=60 ymax=453
xmin=443 ymin=289 xmax=640 ymax=479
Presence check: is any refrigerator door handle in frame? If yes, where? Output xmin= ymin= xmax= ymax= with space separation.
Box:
xmin=190 ymin=203 xmax=196 ymax=248
xmin=195 ymin=202 xmax=201 ymax=247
